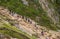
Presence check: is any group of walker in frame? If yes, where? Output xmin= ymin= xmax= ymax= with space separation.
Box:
xmin=7 ymin=10 xmax=60 ymax=39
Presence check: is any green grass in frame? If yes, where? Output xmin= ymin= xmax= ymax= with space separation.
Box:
xmin=0 ymin=28 xmax=29 ymax=39
xmin=0 ymin=0 xmax=60 ymax=30
xmin=0 ymin=17 xmax=37 ymax=39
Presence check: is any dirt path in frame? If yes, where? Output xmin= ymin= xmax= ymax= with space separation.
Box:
xmin=0 ymin=6 xmax=60 ymax=39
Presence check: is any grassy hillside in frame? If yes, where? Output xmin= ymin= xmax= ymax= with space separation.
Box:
xmin=0 ymin=0 xmax=60 ymax=39
xmin=0 ymin=0 xmax=60 ymax=30
xmin=0 ymin=15 xmax=36 ymax=39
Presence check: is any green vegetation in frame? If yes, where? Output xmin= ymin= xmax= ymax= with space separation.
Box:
xmin=0 ymin=0 xmax=59 ymax=30
xmin=0 ymin=21 xmax=36 ymax=39
xmin=0 ymin=16 xmax=36 ymax=39
xmin=0 ymin=0 xmax=60 ymax=39
xmin=48 ymin=0 xmax=60 ymax=26
xmin=0 ymin=28 xmax=29 ymax=39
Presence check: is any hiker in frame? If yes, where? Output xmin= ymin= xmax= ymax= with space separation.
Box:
xmin=30 ymin=20 xmax=32 ymax=24
xmin=22 ymin=16 xmax=24 ymax=19
xmin=16 ymin=15 xmax=20 ymax=19
xmin=28 ymin=18 xmax=30 ymax=23
xmin=41 ymin=30 xmax=44 ymax=36
xmin=25 ymin=17 xmax=28 ymax=21
xmin=28 ymin=18 xmax=32 ymax=24
xmin=13 ymin=13 xmax=18 ymax=18
xmin=10 ymin=12 xmax=14 ymax=16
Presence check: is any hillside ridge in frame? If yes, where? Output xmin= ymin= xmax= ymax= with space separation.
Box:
xmin=0 ymin=6 xmax=60 ymax=39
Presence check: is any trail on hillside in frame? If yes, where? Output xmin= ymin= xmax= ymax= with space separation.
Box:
xmin=0 ymin=6 xmax=60 ymax=39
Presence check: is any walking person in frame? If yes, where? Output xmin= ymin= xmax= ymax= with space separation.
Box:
xmin=41 ymin=30 xmax=44 ymax=36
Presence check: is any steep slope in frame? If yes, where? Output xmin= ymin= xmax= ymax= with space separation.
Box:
xmin=0 ymin=0 xmax=60 ymax=39
xmin=0 ymin=7 xmax=36 ymax=39
xmin=0 ymin=6 xmax=60 ymax=39
xmin=0 ymin=0 xmax=60 ymax=30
